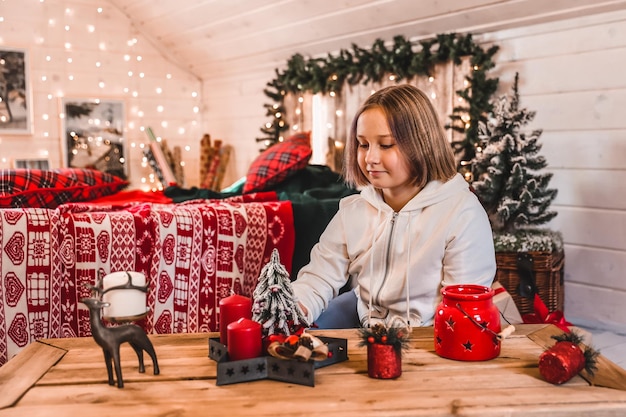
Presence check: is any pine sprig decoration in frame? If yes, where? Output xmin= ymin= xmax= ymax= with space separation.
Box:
xmin=358 ymin=323 xmax=410 ymax=352
xmin=259 ymin=32 xmax=499 ymax=161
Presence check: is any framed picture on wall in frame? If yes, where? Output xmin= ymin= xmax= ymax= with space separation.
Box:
xmin=13 ymin=158 xmax=50 ymax=170
xmin=61 ymin=98 xmax=128 ymax=180
xmin=0 ymin=47 xmax=33 ymax=134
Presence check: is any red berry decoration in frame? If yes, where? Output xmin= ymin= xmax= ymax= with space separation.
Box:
xmin=381 ymin=335 xmax=388 ymax=343
xmin=367 ymin=336 xmax=375 ymax=344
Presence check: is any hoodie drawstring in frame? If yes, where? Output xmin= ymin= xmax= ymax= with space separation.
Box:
xmin=405 ymin=211 xmax=412 ymax=330
xmin=367 ymin=207 xmax=381 ymax=327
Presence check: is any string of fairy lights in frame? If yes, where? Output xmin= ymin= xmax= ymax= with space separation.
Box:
xmin=0 ymin=1 xmax=202 ymax=190
xmin=268 ymin=67 xmax=473 ymax=169
xmin=257 ymin=33 xmax=500 ymax=173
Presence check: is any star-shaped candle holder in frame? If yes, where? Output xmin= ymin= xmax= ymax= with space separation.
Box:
xmin=208 ymin=336 xmax=348 ymax=386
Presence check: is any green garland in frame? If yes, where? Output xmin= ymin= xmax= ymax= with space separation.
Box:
xmin=258 ymin=32 xmax=499 ymax=165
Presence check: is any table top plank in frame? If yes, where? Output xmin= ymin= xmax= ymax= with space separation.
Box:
xmin=6 ymin=379 xmax=626 ymax=417
xmin=1 ymin=325 xmax=625 ymax=417
xmin=0 ymin=341 xmax=66 ymax=409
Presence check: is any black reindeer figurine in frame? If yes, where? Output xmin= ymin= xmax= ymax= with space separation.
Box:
xmin=81 ymin=297 xmax=160 ymax=388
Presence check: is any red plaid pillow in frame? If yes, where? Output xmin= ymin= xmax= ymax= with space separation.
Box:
xmin=53 ymin=168 xmax=128 ymax=201
xmin=244 ymin=132 xmax=312 ymax=193
xmin=0 ymin=169 xmax=83 ymax=208
xmin=0 ymin=168 xmax=129 ymax=209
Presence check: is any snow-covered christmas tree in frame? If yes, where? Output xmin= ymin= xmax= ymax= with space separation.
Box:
xmin=252 ymin=248 xmax=309 ymax=337
xmin=472 ymin=73 xmax=561 ymax=252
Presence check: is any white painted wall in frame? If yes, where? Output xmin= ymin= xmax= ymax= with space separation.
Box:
xmin=0 ymin=0 xmax=203 ymax=189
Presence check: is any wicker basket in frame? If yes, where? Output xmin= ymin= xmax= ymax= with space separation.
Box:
xmin=494 ymin=251 xmax=564 ymax=316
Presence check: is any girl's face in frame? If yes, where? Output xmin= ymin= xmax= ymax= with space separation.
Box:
xmin=356 ymin=108 xmax=419 ymax=206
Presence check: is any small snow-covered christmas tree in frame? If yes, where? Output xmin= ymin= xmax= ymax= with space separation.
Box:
xmin=252 ymin=248 xmax=309 ymax=337
xmin=472 ymin=73 xmax=561 ymax=252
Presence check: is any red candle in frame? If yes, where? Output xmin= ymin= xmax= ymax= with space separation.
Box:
xmin=219 ymin=294 xmax=252 ymax=344
xmin=227 ymin=318 xmax=262 ymax=361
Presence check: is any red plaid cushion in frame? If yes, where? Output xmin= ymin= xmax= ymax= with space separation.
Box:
xmin=53 ymin=168 xmax=128 ymax=201
xmin=0 ymin=168 xmax=128 ymax=209
xmin=244 ymin=132 xmax=312 ymax=193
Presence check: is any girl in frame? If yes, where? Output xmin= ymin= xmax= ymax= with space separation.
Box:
xmin=292 ymin=84 xmax=496 ymax=329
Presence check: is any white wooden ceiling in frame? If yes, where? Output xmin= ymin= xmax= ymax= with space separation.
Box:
xmin=107 ymin=0 xmax=626 ymax=80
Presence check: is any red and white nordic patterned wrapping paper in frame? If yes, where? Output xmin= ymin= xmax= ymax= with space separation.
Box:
xmin=0 ymin=193 xmax=294 ymax=366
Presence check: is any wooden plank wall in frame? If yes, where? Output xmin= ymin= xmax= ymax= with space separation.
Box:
xmin=481 ymin=10 xmax=626 ymax=331
xmin=1 ymin=1 xmax=624 ymax=332
xmin=203 ymin=9 xmax=626 ymax=332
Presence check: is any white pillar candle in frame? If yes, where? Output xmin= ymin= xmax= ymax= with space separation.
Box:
xmin=102 ymin=271 xmax=147 ymax=319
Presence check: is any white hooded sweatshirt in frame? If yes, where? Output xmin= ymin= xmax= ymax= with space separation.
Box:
xmin=292 ymin=173 xmax=496 ymax=327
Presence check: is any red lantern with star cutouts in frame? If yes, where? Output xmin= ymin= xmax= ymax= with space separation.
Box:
xmin=434 ymin=284 xmax=502 ymax=361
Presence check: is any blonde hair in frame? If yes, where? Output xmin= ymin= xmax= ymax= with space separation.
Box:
xmin=343 ymin=84 xmax=456 ymax=189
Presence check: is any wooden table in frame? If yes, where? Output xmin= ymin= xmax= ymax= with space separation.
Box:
xmin=1 ymin=324 xmax=625 ymax=416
